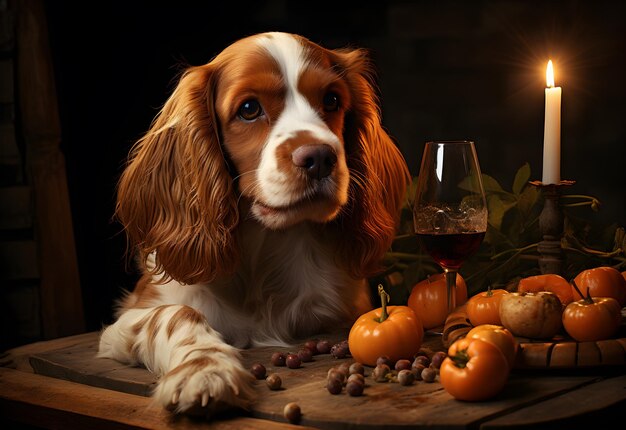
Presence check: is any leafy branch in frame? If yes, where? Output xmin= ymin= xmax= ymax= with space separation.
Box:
xmin=373 ymin=163 xmax=626 ymax=305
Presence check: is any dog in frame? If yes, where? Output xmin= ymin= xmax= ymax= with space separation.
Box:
xmin=98 ymin=31 xmax=410 ymax=416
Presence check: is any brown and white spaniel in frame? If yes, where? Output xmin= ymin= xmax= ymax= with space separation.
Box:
xmin=98 ymin=32 xmax=410 ymax=416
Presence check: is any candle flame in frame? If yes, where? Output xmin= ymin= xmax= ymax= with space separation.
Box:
xmin=546 ymin=60 xmax=555 ymax=88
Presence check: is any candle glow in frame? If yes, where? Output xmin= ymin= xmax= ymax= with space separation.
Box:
xmin=542 ymin=60 xmax=561 ymax=185
xmin=546 ymin=60 xmax=555 ymax=88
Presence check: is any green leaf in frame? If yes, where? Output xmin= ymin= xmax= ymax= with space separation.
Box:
xmin=481 ymin=174 xmax=506 ymax=194
xmin=512 ymin=163 xmax=531 ymax=195
xmin=517 ymin=185 xmax=540 ymax=217
xmin=487 ymin=194 xmax=517 ymax=230
xmin=459 ymin=173 xmax=505 ymax=194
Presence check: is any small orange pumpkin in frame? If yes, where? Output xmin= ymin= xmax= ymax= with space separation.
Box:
xmin=349 ymin=285 xmax=424 ymax=366
xmin=465 ymin=324 xmax=518 ymax=369
xmin=563 ymin=281 xmax=622 ymax=342
xmin=517 ymin=273 xmax=573 ymax=306
xmin=439 ymin=337 xmax=510 ymax=402
xmin=572 ymin=266 xmax=626 ymax=306
xmin=407 ymin=273 xmax=468 ymax=330
xmin=466 ymin=287 xmax=509 ymax=326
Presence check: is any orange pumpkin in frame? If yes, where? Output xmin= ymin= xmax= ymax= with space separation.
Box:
xmin=465 ymin=324 xmax=518 ymax=370
xmin=349 ymin=285 xmax=424 ymax=366
xmin=562 ymin=296 xmax=622 ymax=342
xmin=439 ymin=337 xmax=510 ymax=401
xmin=572 ymin=267 xmax=626 ymax=306
xmin=407 ymin=273 xmax=467 ymax=330
xmin=466 ymin=287 xmax=508 ymax=326
xmin=517 ymin=273 xmax=573 ymax=305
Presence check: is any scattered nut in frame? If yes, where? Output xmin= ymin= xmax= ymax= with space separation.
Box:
xmin=327 ymin=377 xmax=343 ymax=394
xmin=395 ymin=359 xmax=412 ymax=371
xmin=271 ymin=352 xmax=286 ymax=367
xmin=331 ymin=342 xmax=349 ymax=359
xmin=430 ymin=351 xmax=447 ymax=369
xmin=347 ymin=373 xmax=365 ymax=385
xmin=413 ymin=355 xmax=430 ymax=368
xmin=316 ymin=340 xmax=331 ymax=354
xmin=421 ymin=367 xmax=437 ymax=383
xmin=297 ymin=348 xmax=313 ymax=362
xmin=250 ymin=363 xmax=266 ymax=380
xmin=286 ymin=353 xmax=301 ymax=369
xmin=303 ymin=339 xmax=319 ymax=354
xmin=412 ymin=363 xmax=426 ymax=380
xmin=376 ymin=356 xmax=393 ymax=368
xmin=337 ymin=362 xmax=351 ymax=376
xmin=283 ymin=402 xmax=301 ymax=423
xmin=346 ymin=379 xmax=364 ymax=396
xmin=327 ymin=368 xmax=346 ymax=384
xmin=373 ymin=363 xmax=391 ymax=382
xmin=349 ymin=362 xmax=365 ymax=375
xmin=266 ymin=373 xmax=282 ymax=390
xmin=398 ymin=369 xmax=415 ymax=386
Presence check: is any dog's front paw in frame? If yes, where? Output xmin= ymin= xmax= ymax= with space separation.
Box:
xmin=153 ymin=354 xmax=256 ymax=416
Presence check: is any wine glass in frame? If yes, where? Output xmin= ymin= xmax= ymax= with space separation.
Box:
xmin=412 ymin=140 xmax=488 ymax=320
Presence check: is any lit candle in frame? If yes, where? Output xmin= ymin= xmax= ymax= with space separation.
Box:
xmin=542 ymin=60 xmax=561 ymax=185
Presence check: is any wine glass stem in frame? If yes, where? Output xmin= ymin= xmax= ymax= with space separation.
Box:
xmin=444 ymin=269 xmax=457 ymax=314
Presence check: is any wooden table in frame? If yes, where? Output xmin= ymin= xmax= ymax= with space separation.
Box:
xmin=1 ymin=330 xmax=625 ymax=429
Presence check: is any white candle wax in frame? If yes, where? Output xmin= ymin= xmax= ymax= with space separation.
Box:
xmin=542 ymin=60 xmax=561 ymax=185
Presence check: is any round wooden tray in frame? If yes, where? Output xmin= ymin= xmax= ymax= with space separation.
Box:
xmin=442 ymin=303 xmax=626 ymax=369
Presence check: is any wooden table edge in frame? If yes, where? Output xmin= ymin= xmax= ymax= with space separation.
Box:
xmin=4 ymin=331 xmax=626 ymax=429
xmin=478 ymin=373 xmax=626 ymax=428
xmin=0 ymin=367 xmax=312 ymax=430
xmin=1 ymin=331 xmax=99 ymax=373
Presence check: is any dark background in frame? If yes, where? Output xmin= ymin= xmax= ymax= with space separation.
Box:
xmin=43 ymin=0 xmax=626 ymax=333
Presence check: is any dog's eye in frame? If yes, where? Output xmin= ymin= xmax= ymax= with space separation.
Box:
xmin=323 ymin=92 xmax=340 ymax=112
xmin=238 ymin=100 xmax=263 ymax=121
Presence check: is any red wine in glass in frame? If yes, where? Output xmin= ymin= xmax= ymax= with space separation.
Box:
xmin=412 ymin=140 xmax=488 ymax=320
xmin=416 ymin=231 xmax=485 ymax=270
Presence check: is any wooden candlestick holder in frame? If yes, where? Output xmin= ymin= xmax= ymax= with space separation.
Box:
xmin=529 ymin=180 xmax=575 ymax=275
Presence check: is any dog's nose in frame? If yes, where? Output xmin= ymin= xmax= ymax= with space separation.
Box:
xmin=292 ymin=144 xmax=337 ymax=180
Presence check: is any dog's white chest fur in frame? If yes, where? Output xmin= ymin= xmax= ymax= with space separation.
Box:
xmin=153 ymin=219 xmax=370 ymax=348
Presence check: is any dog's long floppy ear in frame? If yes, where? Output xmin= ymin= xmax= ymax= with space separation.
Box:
xmin=115 ymin=64 xmax=239 ymax=285
xmin=333 ymin=48 xmax=412 ymax=279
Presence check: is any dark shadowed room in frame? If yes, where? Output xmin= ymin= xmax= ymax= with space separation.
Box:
xmin=1 ymin=0 xmax=625 ymax=429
